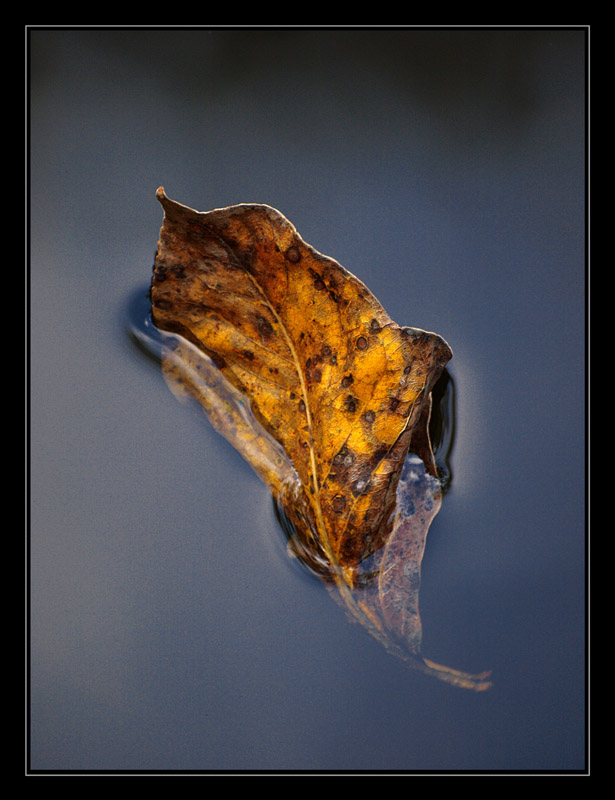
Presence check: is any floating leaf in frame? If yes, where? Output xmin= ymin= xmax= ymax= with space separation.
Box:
xmin=148 ymin=188 xmax=491 ymax=690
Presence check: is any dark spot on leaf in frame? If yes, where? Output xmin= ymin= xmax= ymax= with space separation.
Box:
xmin=361 ymin=410 xmax=376 ymax=424
xmin=305 ymin=357 xmax=323 ymax=384
xmin=341 ymin=374 xmax=354 ymax=388
xmin=285 ymin=245 xmax=301 ymax=263
xmin=322 ymin=344 xmax=332 ymax=357
xmin=255 ymin=314 xmax=274 ymax=339
xmin=404 ymin=363 xmax=413 ymax=374
xmin=242 ymin=349 xmax=255 ymax=361
xmin=369 ymin=319 xmax=381 ymax=333
xmin=356 ymin=336 xmax=368 ymax=350
xmin=389 ymin=397 xmax=400 ymax=411
xmin=332 ymin=495 xmax=346 ymax=514
xmin=345 ymin=395 xmax=358 ymax=413
xmin=170 ymin=264 xmax=187 ymax=279
xmin=298 ymin=399 xmax=306 ymax=413
xmin=314 ymin=278 xmax=326 ymax=290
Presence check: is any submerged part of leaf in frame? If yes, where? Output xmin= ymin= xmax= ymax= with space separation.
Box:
xmin=149 ymin=188 xmax=490 ymax=690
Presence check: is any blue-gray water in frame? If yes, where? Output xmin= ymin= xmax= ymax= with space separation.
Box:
xmin=29 ymin=28 xmax=586 ymax=772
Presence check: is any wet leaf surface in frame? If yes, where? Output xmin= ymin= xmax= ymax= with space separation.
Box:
xmin=149 ymin=188 xmax=491 ymax=690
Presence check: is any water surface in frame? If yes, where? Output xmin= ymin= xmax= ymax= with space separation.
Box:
xmin=29 ymin=28 xmax=586 ymax=772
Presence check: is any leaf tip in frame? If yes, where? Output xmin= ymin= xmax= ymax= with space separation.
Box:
xmin=155 ymin=186 xmax=188 ymax=221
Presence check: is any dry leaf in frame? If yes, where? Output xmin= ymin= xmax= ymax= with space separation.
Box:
xmin=149 ymin=188 xmax=490 ymax=690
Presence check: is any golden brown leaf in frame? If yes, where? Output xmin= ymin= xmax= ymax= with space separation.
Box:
xmin=149 ymin=188 xmax=491 ymax=690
